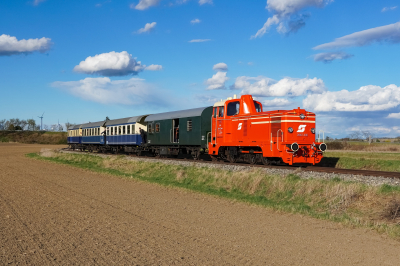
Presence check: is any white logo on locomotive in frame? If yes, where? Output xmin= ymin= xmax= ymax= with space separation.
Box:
xmin=238 ymin=123 xmax=242 ymax=130
xmin=297 ymin=125 xmax=306 ymax=133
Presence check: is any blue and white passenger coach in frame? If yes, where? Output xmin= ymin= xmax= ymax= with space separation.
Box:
xmin=67 ymin=115 xmax=148 ymax=153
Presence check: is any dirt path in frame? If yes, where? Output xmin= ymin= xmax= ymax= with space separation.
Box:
xmin=1 ymin=143 xmax=400 ymax=265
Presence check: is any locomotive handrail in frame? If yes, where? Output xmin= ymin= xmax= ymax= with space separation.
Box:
xmin=270 ymin=133 xmax=273 ymax=151
xmin=214 ymin=115 xmax=218 ymax=145
xmin=318 ymin=130 xmax=325 ymax=142
xmin=277 ymin=129 xmax=283 ymax=150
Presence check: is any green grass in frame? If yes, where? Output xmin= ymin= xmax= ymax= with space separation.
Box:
xmin=322 ymin=151 xmax=400 ymax=172
xmin=27 ymin=151 xmax=400 ymax=240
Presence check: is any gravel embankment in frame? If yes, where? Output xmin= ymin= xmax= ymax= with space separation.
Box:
xmin=58 ymin=150 xmax=400 ymax=187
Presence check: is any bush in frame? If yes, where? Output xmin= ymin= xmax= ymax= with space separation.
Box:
xmin=327 ymin=141 xmax=344 ymax=150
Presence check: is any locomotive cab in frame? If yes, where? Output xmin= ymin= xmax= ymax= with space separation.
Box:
xmin=208 ymin=95 xmax=325 ymax=165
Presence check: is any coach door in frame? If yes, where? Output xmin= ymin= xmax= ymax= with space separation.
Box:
xmin=100 ymin=126 xmax=105 ymax=144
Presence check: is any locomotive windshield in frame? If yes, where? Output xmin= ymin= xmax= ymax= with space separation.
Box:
xmin=227 ymin=101 xmax=240 ymax=116
xmin=254 ymin=101 xmax=262 ymax=112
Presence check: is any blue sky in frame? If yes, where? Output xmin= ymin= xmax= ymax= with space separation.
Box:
xmin=1 ymin=0 xmax=400 ymax=138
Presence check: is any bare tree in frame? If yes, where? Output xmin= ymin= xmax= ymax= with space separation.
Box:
xmin=27 ymin=119 xmax=36 ymax=131
xmin=19 ymin=120 xmax=28 ymax=130
xmin=43 ymin=124 xmax=50 ymax=131
xmin=0 ymin=119 xmax=5 ymax=130
xmin=65 ymin=122 xmax=76 ymax=131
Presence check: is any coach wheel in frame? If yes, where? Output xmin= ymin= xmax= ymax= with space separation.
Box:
xmin=262 ymin=157 xmax=270 ymax=165
xmin=249 ymin=155 xmax=257 ymax=165
xmin=192 ymin=151 xmax=200 ymax=160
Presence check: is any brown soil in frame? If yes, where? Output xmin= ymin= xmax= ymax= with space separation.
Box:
xmin=1 ymin=143 xmax=400 ymax=265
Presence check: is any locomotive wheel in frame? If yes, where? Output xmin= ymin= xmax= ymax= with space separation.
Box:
xmin=227 ymin=154 xmax=237 ymax=163
xmin=211 ymin=155 xmax=219 ymax=162
xmin=249 ymin=155 xmax=257 ymax=165
xmin=261 ymin=157 xmax=270 ymax=165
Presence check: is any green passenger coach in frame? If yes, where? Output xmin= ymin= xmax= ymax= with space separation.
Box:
xmin=144 ymin=106 xmax=213 ymax=158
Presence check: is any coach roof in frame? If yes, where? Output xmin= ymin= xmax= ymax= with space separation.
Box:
xmin=105 ymin=115 xmax=148 ymax=126
xmin=144 ymin=107 xmax=210 ymax=122
xmin=81 ymin=121 xmax=106 ymax=128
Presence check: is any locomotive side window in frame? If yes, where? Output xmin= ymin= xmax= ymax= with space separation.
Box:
xmin=218 ymin=106 xmax=224 ymax=117
xmin=213 ymin=107 xmax=217 ymax=118
xmin=254 ymin=101 xmax=262 ymax=112
xmin=227 ymin=101 xmax=240 ymax=116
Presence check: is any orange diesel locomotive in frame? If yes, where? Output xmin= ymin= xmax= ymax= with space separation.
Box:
xmin=208 ymin=95 xmax=326 ymax=165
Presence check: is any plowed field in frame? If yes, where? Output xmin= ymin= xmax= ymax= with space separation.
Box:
xmin=1 ymin=143 xmax=400 ymax=265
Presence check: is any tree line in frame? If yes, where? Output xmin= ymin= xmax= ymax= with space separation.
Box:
xmin=0 ymin=118 xmax=76 ymax=132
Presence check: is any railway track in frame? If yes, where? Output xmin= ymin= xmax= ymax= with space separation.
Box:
xmin=61 ymin=148 xmax=400 ymax=179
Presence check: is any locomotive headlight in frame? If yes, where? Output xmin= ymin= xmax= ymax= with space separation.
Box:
xmin=300 ymin=113 xmax=305 ymax=119
xmin=291 ymin=142 xmax=299 ymax=152
xmin=288 ymin=127 xmax=293 ymax=133
xmin=311 ymin=128 xmax=315 ymax=134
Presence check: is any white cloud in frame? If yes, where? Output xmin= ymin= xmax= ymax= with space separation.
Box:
xmin=195 ymin=95 xmax=219 ymax=103
xmin=0 ymin=34 xmax=52 ymax=56
xmin=205 ymin=72 xmax=229 ymax=90
xmin=145 ymin=64 xmax=163 ymax=71
xmin=303 ymin=84 xmax=400 ymax=112
xmin=231 ymin=76 xmax=326 ymax=97
xmin=189 ymin=39 xmax=211 ymax=43
xmin=191 ymin=18 xmax=201 ymax=24
xmin=313 ymin=51 xmax=353 ymax=63
xmin=252 ymin=0 xmax=332 ymax=38
xmin=33 ymin=0 xmax=46 ymax=6
xmin=199 ymin=0 xmax=213 ymax=5
xmin=314 ymin=22 xmax=400 ymax=50
xmin=136 ymin=22 xmax=157 ymax=33
xmin=73 ymin=51 xmax=145 ymax=76
xmin=382 ymin=6 xmax=397 ymax=12
xmin=131 ymin=0 xmax=160 ymax=10
xmin=52 ymin=77 xmax=168 ymax=106
xmin=387 ymin=113 xmax=400 ymax=119
xmin=213 ymin=62 xmax=228 ymax=71
xmin=262 ymin=98 xmax=291 ymax=107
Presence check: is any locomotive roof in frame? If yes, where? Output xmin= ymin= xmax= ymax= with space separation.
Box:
xmin=145 ymin=107 xmax=210 ymax=122
xmin=105 ymin=115 xmax=148 ymax=126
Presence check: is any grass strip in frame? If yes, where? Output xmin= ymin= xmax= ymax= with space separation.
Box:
xmin=27 ymin=151 xmax=400 ymax=240
xmin=322 ymin=152 xmax=400 ymax=172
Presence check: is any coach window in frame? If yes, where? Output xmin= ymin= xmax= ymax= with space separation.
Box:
xmin=132 ymin=125 xmax=135 ymax=134
xmin=155 ymin=123 xmax=160 ymax=133
xmin=218 ymin=106 xmax=224 ymax=118
xmin=148 ymin=123 xmax=152 ymax=134
xmin=122 ymin=125 xmax=125 ymax=135
xmin=127 ymin=125 xmax=131 ymax=134
xmin=187 ymin=120 xmax=192 ymax=132
xmin=227 ymin=101 xmax=240 ymax=116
